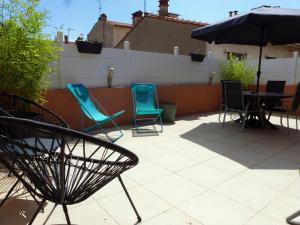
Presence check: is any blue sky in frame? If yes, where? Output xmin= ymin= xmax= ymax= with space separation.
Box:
xmin=40 ymin=0 xmax=300 ymax=41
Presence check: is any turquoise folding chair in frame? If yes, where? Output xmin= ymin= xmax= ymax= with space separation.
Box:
xmin=131 ymin=83 xmax=163 ymax=133
xmin=67 ymin=83 xmax=124 ymax=142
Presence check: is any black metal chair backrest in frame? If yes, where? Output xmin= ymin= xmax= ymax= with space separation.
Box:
xmin=266 ymin=80 xmax=286 ymax=93
xmin=0 ymin=92 xmax=68 ymax=128
xmin=291 ymin=82 xmax=300 ymax=112
xmin=0 ymin=116 xmax=138 ymax=205
xmin=221 ymin=80 xmax=235 ymax=104
xmin=224 ymin=80 xmax=244 ymax=111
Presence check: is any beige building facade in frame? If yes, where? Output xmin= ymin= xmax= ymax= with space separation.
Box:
xmin=115 ymin=15 xmax=207 ymax=55
xmin=207 ymin=41 xmax=299 ymax=60
xmin=87 ymin=14 xmax=132 ymax=47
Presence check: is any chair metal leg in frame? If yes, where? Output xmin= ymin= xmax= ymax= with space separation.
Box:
xmin=218 ymin=105 xmax=222 ymax=122
xmin=222 ymin=111 xmax=227 ymax=127
xmin=28 ymin=199 xmax=46 ymax=225
xmin=267 ymin=112 xmax=272 ymax=121
xmin=286 ymin=209 xmax=300 ymax=225
xmin=0 ymin=179 xmax=20 ymax=207
xmin=62 ymin=204 xmax=71 ymax=225
xmin=296 ymin=116 xmax=298 ymax=132
xmin=287 ymin=114 xmax=290 ymax=134
xmin=242 ymin=112 xmax=247 ymax=130
xmin=118 ymin=176 xmax=142 ymax=223
xmin=280 ymin=114 xmax=283 ymax=125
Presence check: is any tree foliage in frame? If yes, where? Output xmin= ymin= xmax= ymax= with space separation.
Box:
xmin=0 ymin=0 xmax=60 ymax=103
xmin=221 ymin=55 xmax=256 ymax=89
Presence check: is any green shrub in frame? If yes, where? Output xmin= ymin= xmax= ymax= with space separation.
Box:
xmin=0 ymin=0 xmax=60 ymax=103
xmin=221 ymin=55 xmax=256 ymax=89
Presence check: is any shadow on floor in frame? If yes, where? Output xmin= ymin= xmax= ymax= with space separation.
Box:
xmin=0 ymin=198 xmax=42 ymax=225
xmin=180 ymin=117 xmax=300 ymax=171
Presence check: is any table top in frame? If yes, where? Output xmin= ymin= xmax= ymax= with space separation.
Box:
xmin=243 ymin=91 xmax=293 ymax=98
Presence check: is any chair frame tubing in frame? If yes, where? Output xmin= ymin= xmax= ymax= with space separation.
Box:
xmin=131 ymin=84 xmax=163 ymax=133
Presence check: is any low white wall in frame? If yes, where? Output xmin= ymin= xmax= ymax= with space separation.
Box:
xmin=50 ymin=43 xmax=221 ymax=89
xmin=49 ymin=43 xmax=300 ymax=89
xmin=248 ymin=56 xmax=299 ymax=85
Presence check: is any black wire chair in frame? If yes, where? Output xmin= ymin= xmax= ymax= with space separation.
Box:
xmin=0 ymin=92 xmax=68 ymax=127
xmin=0 ymin=116 xmax=141 ymax=225
xmin=0 ymin=92 xmax=69 ymax=208
xmin=222 ymin=81 xmax=257 ymax=129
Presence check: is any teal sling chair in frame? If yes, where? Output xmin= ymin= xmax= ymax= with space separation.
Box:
xmin=131 ymin=83 xmax=163 ymax=133
xmin=67 ymin=84 xmax=124 ymax=142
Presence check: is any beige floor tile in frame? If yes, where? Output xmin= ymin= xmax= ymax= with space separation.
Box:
xmin=178 ymin=146 xmax=219 ymax=163
xmin=98 ymin=186 xmax=171 ymax=225
xmin=39 ymin=200 xmax=118 ymax=225
xmin=125 ymin=161 xmax=171 ymax=185
xmin=245 ymin=213 xmax=284 ymax=225
xmin=222 ymin=148 xmax=270 ymax=166
xmin=141 ymin=208 xmax=203 ymax=225
xmin=91 ymin=176 xmax=138 ymax=200
xmin=154 ymin=139 xmax=200 ymax=153
xmin=255 ymin=157 xmax=299 ymax=177
xmin=237 ymin=168 xmax=297 ymax=192
xmin=178 ymin=164 xmax=232 ymax=188
xmin=283 ymin=178 xmax=300 ymax=199
xmin=213 ymin=177 xmax=279 ymax=210
xmin=240 ymin=142 xmax=284 ymax=156
xmin=144 ymin=173 xmax=206 ymax=205
xmin=178 ymin=191 xmax=257 ymax=225
xmin=151 ymin=153 xmax=198 ymax=172
xmin=262 ymin=194 xmax=300 ymax=223
xmin=135 ymin=144 xmax=172 ymax=160
xmin=204 ymin=156 xmax=250 ymax=175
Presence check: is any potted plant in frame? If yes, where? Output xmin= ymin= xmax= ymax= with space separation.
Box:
xmin=190 ymin=53 xmax=206 ymax=62
xmin=221 ymin=55 xmax=255 ymax=90
xmin=0 ymin=0 xmax=60 ymax=104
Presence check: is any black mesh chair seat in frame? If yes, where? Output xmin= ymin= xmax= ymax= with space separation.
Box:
xmin=0 ymin=116 xmax=141 ymax=225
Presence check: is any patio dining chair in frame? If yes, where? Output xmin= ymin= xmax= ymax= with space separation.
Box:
xmin=265 ymin=82 xmax=300 ymax=134
xmin=222 ymin=81 xmax=258 ymax=129
xmin=0 ymin=92 xmax=69 ymax=208
xmin=218 ymin=80 xmax=235 ymax=122
xmin=0 ymin=116 xmax=141 ymax=225
xmin=264 ymin=80 xmax=286 ymax=120
xmin=131 ymin=83 xmax=163 ymax=133
xmin=67 ymin=83 xmax=124 ymax=142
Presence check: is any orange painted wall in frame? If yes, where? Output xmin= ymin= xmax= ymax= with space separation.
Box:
xmin=44 ymin=84 xmax=221 ymax=130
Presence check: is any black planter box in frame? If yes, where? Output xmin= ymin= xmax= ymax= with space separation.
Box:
xmin=75 ymin=41 xmax=103 ymax=54
xmin=190 ymin=53 xmax=206 ymax=62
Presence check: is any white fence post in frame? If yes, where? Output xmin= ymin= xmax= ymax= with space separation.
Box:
xmin=293 ymin=51 xmax=298 ymax=85
xmin=124 ymin=41 xmax=130 ymax=86
xmin=174 ymin=46 xmax=179 ymax=85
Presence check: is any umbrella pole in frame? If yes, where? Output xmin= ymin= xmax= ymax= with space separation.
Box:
xmin=256 ymin=25 xmax=265 ymax=93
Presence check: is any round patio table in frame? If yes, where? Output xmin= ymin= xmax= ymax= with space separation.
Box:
xmin=241 ymin=91 xmax=293 ymax=129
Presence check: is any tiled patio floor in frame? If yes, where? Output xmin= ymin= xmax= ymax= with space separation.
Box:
xmin=1 ymin=113 xmax=300 ymax=225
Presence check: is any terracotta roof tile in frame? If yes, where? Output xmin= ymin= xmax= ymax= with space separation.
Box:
xmin=144 ymin=13 xmax=208 ymax=27
xmin=107 ymin=20 xmax=132 ymax=28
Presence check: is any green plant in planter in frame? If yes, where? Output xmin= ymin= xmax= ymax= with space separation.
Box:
xmin=221 ymin=55 xmax=256 ymax=89
xmin=0 ymin=0 xmax=60 ymax=103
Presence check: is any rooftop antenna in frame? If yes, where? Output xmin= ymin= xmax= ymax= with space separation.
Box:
xmin=67 ymin=27 xmax=75 ymax=37
xmin=97 ymin=0 xmax=103 ymax=16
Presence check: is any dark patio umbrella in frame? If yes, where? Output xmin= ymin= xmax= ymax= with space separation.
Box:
xmin=191 ymin=6 xmax=300 ymax=93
